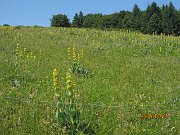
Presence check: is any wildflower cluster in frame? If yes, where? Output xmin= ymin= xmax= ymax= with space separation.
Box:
xmin=68 ymin=45 xmax=92 ymax=77
xmin=15 ymin=43 xmax=38 ymax=62
xmin=14 ymin=42 xmax=42 ymax=82
xmin=54 ymin=68 xmax=94 ymax=134
xmin=53 ymin=68 xmax=59 ymax=93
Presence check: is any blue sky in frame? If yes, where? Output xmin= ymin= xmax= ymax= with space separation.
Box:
xmin=0 ymin=0 xmax=179 ymax=26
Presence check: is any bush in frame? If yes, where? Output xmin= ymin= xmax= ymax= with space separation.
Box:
xmin=3 ymin=24 xmax=10 ymax=26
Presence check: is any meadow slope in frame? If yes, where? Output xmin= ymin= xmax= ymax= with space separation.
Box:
xmin=0 ymin=26 xmax=179 ymax=134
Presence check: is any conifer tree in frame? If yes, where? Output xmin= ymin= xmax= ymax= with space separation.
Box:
xmin=79 ymin=11 xmax=84 ymax=27
xmin=147 ymin=14 xmax=161 ymax=34
xmin=162 ymin=2 xmax=179 ymax=35
xmin=72 ymin=11 xmax=84 ymax=28
xmin=146 ymin=2 xmax=162 ymax=34
xmin=72 ymin=13 xmax=79 ymax=27
xmin=132 ymin=4 xmax=141 ymax=30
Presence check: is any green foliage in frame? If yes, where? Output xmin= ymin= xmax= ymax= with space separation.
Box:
xmin=102 ymin=14 xmax=119 ymax=28
xmin=146 ymin=2 xmax=161 ymax=19
xmin=56 ymin=100 xmax=81 ymax=134
xmin=72 ymin=11 xmax=84 ymax=28
xmin=50 ymin=14 xmax=71 ymax=27
xmin=161 ymin=2 xmax=180 ymax=36
xmin=83 ymin=14 xmax=103 ymax=28
xmin=3 ymin=24 xmax=10 ymax=26
xmin=56 ymin=99 xmax=95 ymax=134
xmin=55 ymin=68 xmax=94 ymax=134
xmin=79 ymin=11 xmax=84 ymax=28
xmin=70 ymin=62 xmax=93 ymax=77
xmin=68 ymin=46 xmax=93 ymax=77
xmin=14 ymin=26 xmax=22 ymax=30
xmin=145 ymin=2 xmax=162 ymax=34
xmin=132 ymin=4 xmax=141 ymax=30
xmin=33 ymin=25 xmax=43 ymax=28
xmin=147 ymin=14 xmax=161 ymax=34
xmin=72 ymin=13 xmax=79 ymax=27
xmin=50 ymin=2 xmax=180 ymax=36
xmin=162 ymin=3 xmax=175 ymax=35
xmin=121 ymin=12 xmax=133 ymax=29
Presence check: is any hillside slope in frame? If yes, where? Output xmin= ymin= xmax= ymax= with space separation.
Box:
xmin=0 ymin=26 xmax=179 ymax=134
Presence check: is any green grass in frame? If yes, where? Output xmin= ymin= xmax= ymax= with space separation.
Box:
xmin=0 ymin=26 xmax=179 ymax=134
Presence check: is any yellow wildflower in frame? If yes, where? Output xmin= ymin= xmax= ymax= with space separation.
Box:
xmin=81 ymin=50 xmax=83 ymax=59
xmin=31 ymin=52 xmax=33 ymax=58
xmin=68 ymin=47 xmax=71 ymax=62
xmin=77 ymin=53 xmax=80 ymax=64
xmin=73 ymin=46 xmax=76 ymax=63
xmin=15 ymin=43 xmax=19 ymax=54
xmin=24 ymin=48 xmax=27 ymax=55
xmin=53 ymin=68 xmax=59 ymax=91
xmin=66 ymin=72 xmax=73 ymax=91
xmin=39 ymin=50 xmax=42 ymax=57
xmin=19 ymin=50 xmax=23 ymax=58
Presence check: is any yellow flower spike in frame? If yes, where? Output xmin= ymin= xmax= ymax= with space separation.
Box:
xmin=66 ymin=71 xmax=71 ymax=80
xmin=66 ymin=85 xmax=72 ymax=91
xmin=16 ymin=43 xmax=19 ymax=48
xmin=81 ymin=50 xmax=83 ymax=59
xmin=19 ymin=50 xmax=23 ymax=58
xmin=66 ymin=72 xmax=73 ymax=92
xmin=24 ymin=48 xmax=27 ymax=55
xmin=73 ymin=52 xmax=76 ymax=63
xmin=160 ymin=47 xmax=162 ymax=53
xmin=73 ymin=45 xmax=76 ymax=53
xmin=68 ymin=47 xmax=71 ymax=62
xmin=15 ymin=43 xmax=19 ymax=55
xmin=30 ymin=52 xmax=33 ymax=58
xmin=33 ymin=56 xmax=36 ymax=60
xmin=68 ymin=47 xmax=70 ymax=53
xmin=53 ymin=69 xmax=58 ymax=79
xmin=53 ymin=68 xmax=59 ymax=92
xmin=73 ymin=46 xmax=77 ymax=63
xmin=77 ymin=53 xmax=80 ymax=64
xmin=15 ymin=48 xmax=19 ymax=55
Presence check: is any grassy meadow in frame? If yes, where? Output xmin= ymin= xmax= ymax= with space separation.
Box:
xmin=0 ymin=26 xmax=179 ymax=134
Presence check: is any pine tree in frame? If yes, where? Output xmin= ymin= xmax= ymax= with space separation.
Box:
xmin=140 ymin=11 xmax=147 ymax=33
xmin=149 ymin=2 xmax=161 ymax=17
xmin=132 ymin=4 xmax=141 ymax=30
xmin=122 ymin=12 xmax=133 ymax=29
xmin=162 ymin=2 xmax=179 ymax=35
xmin=72 ymin=13 xmax=80 ymax=27
xmin=147 ymin=14 xmax=161 ymax=34
xmin=168 ymin=2 xmax=179 ymax=35
xmin=145 ymin=2 xmax=162 ymax=34
xmin=72 ymin=11 xmax=84 ymax=28
xmin=79 ymin=11 xmax=84 ymax=27
xmin=161 ymin=5 xmax=169 ymax=35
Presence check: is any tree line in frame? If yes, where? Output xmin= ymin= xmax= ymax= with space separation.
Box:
xmin=50 ymin=2 xmax=180 ymax=36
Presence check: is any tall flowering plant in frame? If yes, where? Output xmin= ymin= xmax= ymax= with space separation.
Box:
xmin=54 ymin=69 xmax=95 ymax=134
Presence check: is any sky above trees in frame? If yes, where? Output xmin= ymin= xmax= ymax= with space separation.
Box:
xmin=0 ymin=0 xmax=180 ymax=26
